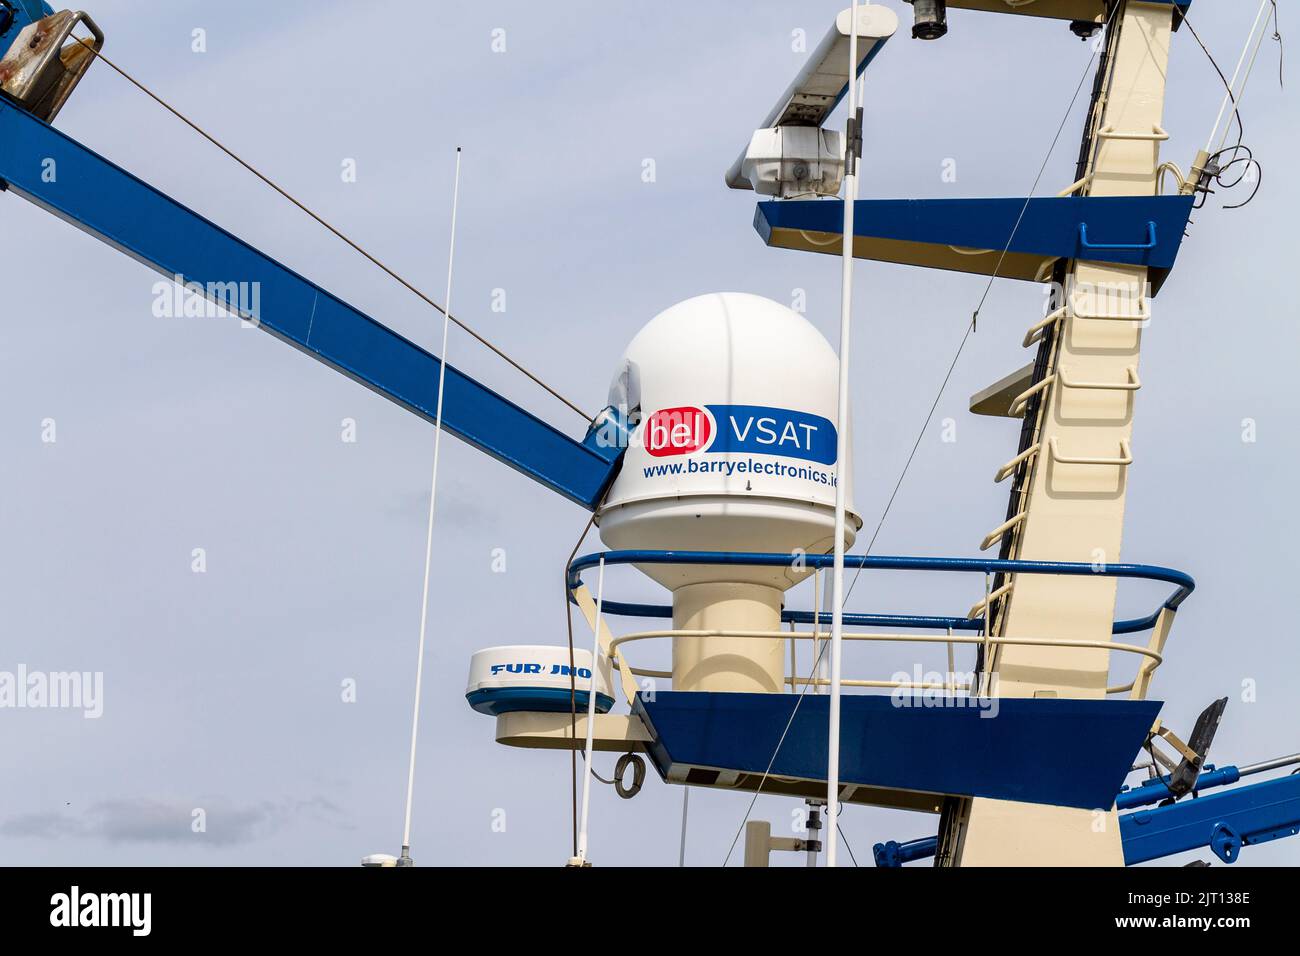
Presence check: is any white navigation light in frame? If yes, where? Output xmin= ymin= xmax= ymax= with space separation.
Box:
xmin=724 ymin=4 xmax=899 ymax=191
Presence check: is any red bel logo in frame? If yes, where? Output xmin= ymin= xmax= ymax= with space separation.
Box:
xmin=644 ymin=406 xmax=712 ymax=457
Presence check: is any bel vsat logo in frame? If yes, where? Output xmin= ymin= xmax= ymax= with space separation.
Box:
xmin=645 ymin=406 xmax=713 ymax=457
xmin=643 ymin=404 xmax=835 ymax=465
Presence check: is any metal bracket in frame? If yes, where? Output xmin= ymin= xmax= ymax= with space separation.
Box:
xmin=1079 ymin=220 xmax=1158 ymax=252
xmin=1210 ymin=822 xmax=1241 ymax=864
xmin=1152 ymin=724 xmax=1200 ymax=764
xmin=0 ymin=9 xmax=103 ymax=123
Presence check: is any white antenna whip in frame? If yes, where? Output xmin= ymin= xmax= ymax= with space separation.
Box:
xmin=826 ymin=0 xmax=862 ymax=868
xmin=398 ymin=147 xmax=463 ymax=867
xmin=1205 ymin=0 xmax=1272 ymax=154
xmin=678 ymin=788 xmax=690 ymax=866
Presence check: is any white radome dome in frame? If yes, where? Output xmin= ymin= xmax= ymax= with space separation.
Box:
xmin=598 ymin=292 xmax=859 ymax=591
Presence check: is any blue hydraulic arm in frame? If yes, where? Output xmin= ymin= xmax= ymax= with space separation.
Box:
xmin=1116 ymin=765 xmax=1243 ymax=811
xmin=0 ymin=90 xmax=624 ymax=509
xmin=1120 ymin=772 xmax=1300 ymax=866
xmin=873 ymin=836 xmax=938 ymax=868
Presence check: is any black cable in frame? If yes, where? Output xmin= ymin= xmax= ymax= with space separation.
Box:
xmin=986 ymin=4 xmax=1124 ymax=622
xmin=72 ymin=36 xmax=594 ymax=423
xmin=1217 ymin=153 xmax=1264 ymax=210
xmin=1180 ymin=13 xmax=1245 ymax=157
xmin=721 ymin=617 xmax=838 ymax=866
xmin=1181 ymin=2 xmax=1285 ymax=215
xmin=837 ymin=821 xmax=859 ymax=867
xmin=1271 ymin=1 xmax=1284 ymax=90
xmin=723 ymin=10 xmax=1125 ymax=866
xmin=845 ymin=0 xmax=1120 ymax=610
xmin=563 ymin=507 xmax=602 ymax=860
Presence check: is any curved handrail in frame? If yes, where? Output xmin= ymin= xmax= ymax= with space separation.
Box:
xmin=567 ymin=550 xmax=1194 ymax=636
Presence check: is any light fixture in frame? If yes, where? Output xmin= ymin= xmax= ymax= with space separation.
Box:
xmin=905 ymin=0 xmax=948 ymax=41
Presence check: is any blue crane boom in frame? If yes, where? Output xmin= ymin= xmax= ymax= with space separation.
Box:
xmin=0 ymin=13 xmax=624 ymax=509
xmin=875 ymin=767 xmax=1300 ymax=867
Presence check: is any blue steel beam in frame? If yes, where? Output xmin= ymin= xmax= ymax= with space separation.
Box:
xmin=0 ymin=100 xmax=623 ymax=509
xmin=755 ymin=195 xmax=1195 ymax=292
xmin=0 ymin=1 xmax=53 ymax=45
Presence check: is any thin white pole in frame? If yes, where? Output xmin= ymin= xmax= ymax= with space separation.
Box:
xmin=812 ymin=569 xmax=822 ymax=694
xmin=826 ymin=0 xmax=861 ymax=869
xmin=1214 ymin=9 xmax=1274 ymax=156
xmin=677 ymin=787 xmax=690 ymax=866
xmin=575 ymin=555 xmax=606 ymax=862
xmin=1205 ymin=0 xmax=1271 ymax=153
xmin=398 ymin=147 xmax=462 ymax=866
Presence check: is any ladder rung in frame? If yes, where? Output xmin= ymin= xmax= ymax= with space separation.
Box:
xmin=967 ymin=581 xmax=1014 ymax=620
xmin=1023 ymin=294 xmax=1149 ymax=346
xmin=1098 ymin=124 xmax=1170 ymax=142
xmin=1008 ymin=374 xmax=1055 ymax=417
xmin=1058 ymin=365 xmax=1141 ymax=392
xmin=995 ymin=442 xmax=1041 ymax=483
xmin=1056 ymin=175 xmax=1092 ymax=198
xmin=1048 ymin=437 xmax=1133 ymax=468
xmin=980 ymin=511 xmax=1026 ymax=552
xmin=1023 ymin=305 xmax=1067 ymax=348
xmin=1070 ymin=293 xmax=1150 ymax=323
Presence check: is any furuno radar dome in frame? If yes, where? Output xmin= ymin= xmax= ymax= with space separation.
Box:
xmin=599 ymin=292 xmax=861 ymax=693
xmin=466 ymin=646 xmax=614 ymax=717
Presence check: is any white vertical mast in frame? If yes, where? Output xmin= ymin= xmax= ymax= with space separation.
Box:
xmin=825 ymin=0 xmax=861 ymax=869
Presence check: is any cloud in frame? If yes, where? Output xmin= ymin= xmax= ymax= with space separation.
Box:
xmin=387 ymin=479 xmax=501 ymax=532
xmin=1 ymin=796 xmax=349 ymax=847
xmin=0 ymin=812 xmax=84 ymax=839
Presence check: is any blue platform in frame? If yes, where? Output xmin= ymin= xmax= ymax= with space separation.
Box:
xmin=634 ymin=691 xmax=1162 ymax=811
xmin=755 ymin=196 xmax=1195 ymax=292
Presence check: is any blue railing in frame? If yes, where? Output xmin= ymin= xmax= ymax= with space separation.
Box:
xmin=567 ymin=550 xmax=1194 ymax=636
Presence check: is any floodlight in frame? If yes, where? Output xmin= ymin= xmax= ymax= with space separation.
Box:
xmin=724 ymin=5 xmax=898 ymax=192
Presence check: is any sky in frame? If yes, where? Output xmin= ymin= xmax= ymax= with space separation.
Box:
xmin=0 ymin=0 xmax=1295 ymax=867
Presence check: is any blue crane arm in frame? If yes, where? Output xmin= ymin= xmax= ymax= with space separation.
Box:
xmin=1120 ymin=772 xmax=1300 ymax=866
xmin=875 ymin=772 xmax=1300 ymax=866
xmin=0 ymin=98 xmax=624 ymax=509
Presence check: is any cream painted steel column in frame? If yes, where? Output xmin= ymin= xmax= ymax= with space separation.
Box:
xmin=671 ymin=582 xmax=785 ymax=692
xmin=954 ymin=3 xmax=1173 ymax=866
